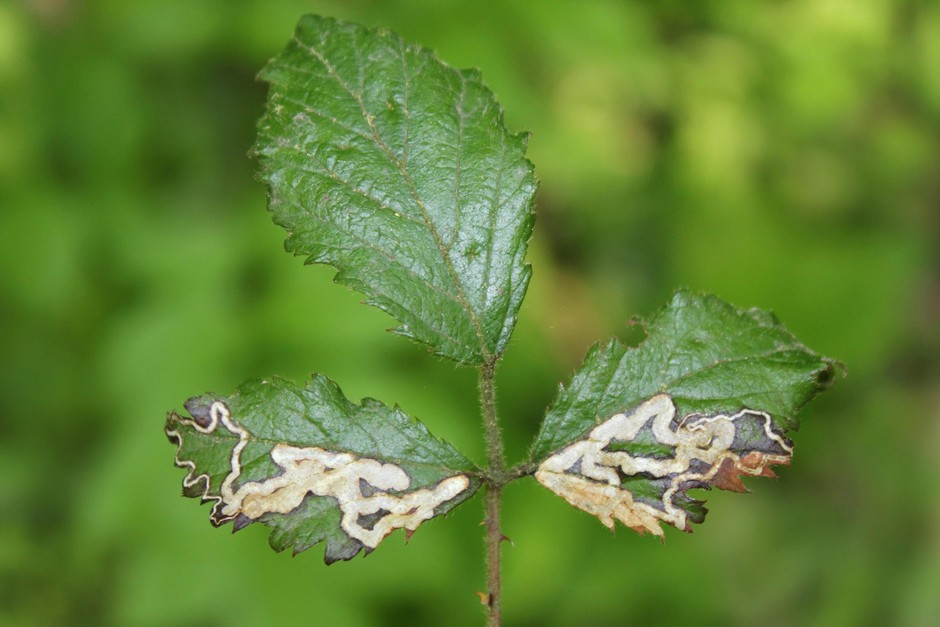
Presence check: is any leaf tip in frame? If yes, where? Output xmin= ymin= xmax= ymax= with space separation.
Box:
xmin=817 ymin=357 xmax=846 ymax=390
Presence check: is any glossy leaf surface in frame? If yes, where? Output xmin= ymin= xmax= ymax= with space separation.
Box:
xmin=166 ymin=375 xmax=479 ymax=563
xmin=531 ymin=290 xmax=838 ymax=535
xmin=255 ymin=15 xmax=536 ymax=364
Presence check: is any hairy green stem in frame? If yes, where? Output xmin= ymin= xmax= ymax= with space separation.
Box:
xmin=479 ymin=360 xmax=505 ymax=627
xmin=483 ymin=485 xmax=502 ymax=627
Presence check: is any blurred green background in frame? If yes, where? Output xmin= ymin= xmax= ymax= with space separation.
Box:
xmin=2 ymin=1 xmax=938 ymax=625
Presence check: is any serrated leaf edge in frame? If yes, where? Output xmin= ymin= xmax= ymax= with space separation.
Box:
xmin=166 ymin=400 xmax=473 ymax=553
xmin=530 ymin=290 xmax=839 ymax=461
xmin=255 ymin=15 xmax=536 ymax=365
xmin=534 ymin=393 xmax=792 ymax=536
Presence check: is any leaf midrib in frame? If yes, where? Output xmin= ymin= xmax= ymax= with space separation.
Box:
xmin=290 ymin=34 xmax=494 ymax=363
xmin=536 ymin=340 xmax=815 ymax=457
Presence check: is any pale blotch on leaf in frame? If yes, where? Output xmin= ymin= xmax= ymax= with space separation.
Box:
xmin=167 ymin=401 xmax=470 ymax=549
xmin=534 ymin=394 xmax=792 ymax=536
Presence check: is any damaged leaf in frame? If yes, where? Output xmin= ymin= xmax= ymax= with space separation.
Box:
xmin=531 ymin=290 xmax=838 ymax=536
xmin=254 ymin=15 xmax=537 ymax=365
xmin=166 ymin=375 xmax=479 ymax=563
xmin=535 ymin=393 xmax=792 ymax=535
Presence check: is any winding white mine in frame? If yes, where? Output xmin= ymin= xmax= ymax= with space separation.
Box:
xmin=168 ymin=401 xmax=470 ymax=549
xmin=535 ymin=394 xmax=792 ymax=536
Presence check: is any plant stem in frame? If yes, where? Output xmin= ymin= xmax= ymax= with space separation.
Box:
xmin=484 ymin=484 xmax=502 ymax=627
xmin=479 ymin=360 xmax=505 ymax=627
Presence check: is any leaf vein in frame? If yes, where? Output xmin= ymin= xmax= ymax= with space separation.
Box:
xmin=291 ymin=35 xmax=492 ymax=361
xmin=481 ymin=133 xmax=508 ymax=311
xmin=283 ymin=200 xmax=469 ymax=350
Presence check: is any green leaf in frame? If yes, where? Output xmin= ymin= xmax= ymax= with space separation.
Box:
xmin=165 ymin=375 xmax=480 ymax=563
xmin=530 ymin=290 xmax=839 ymax=536
xmin=254 ymin=15 xmax=537 ymax=365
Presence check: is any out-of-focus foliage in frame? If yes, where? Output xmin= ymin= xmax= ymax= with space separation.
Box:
xmin=1 ymin=1 xmax=937 ymax=626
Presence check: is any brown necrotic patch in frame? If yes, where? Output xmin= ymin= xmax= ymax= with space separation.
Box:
xmin=535 ymin=394 xmax=792 ymax=536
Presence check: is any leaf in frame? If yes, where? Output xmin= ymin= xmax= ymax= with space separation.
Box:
xmin=254 ymin=15 xmax=537 ymax=365
xmin=530 ymin=290 xmax=839 ymax=536
xmin=165 ymin=375 xmax=480 ymax=563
